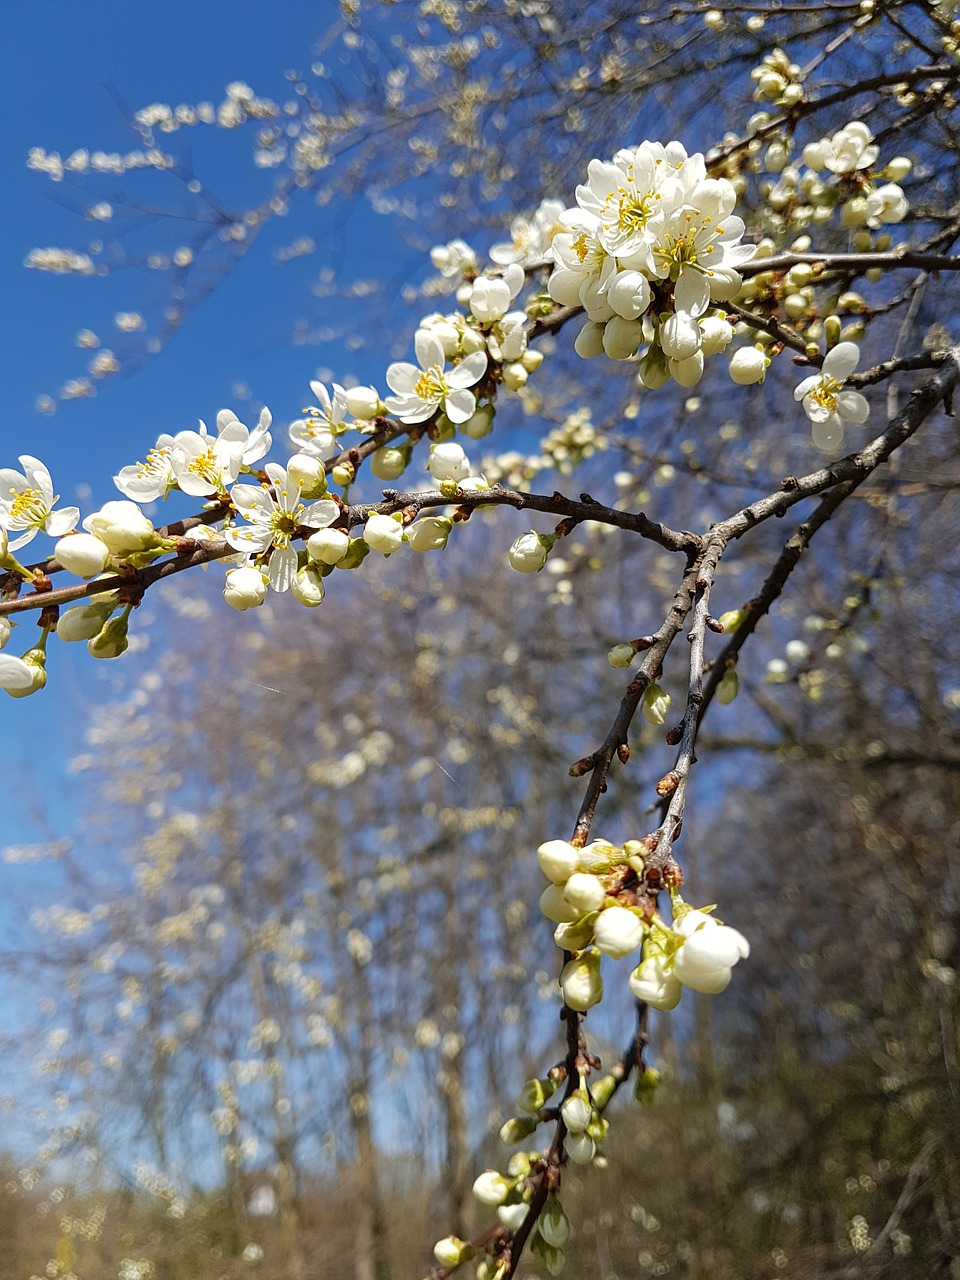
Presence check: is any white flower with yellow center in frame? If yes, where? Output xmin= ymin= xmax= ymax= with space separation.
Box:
xmin=226 ymin=463 xmax=340 ymax=592
xmin=114 ymin=435 xmax=177 ymax=503
xmin=170 ymin=424 xmax=244 ymax=498
xmin=0 ymin=455 xmax=79 ymax=551
xmin=794 ymin=342 xmax=869 ymax=448
xmin=548 ymin=211 xmax=616 ymax=318
xmin=384 ymin=332 xmax=487 ymax=425
xmin=652 ymin=185 xmax=755 ymax=316
xmin=289 ymin=382 xmax=348 ymax=460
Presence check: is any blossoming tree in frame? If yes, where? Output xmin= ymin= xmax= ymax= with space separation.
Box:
xmin=4 ymin=2 xmax=960 ymax=1276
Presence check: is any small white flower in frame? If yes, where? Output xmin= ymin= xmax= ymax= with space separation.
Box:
xmin=490 ymin=197 xmax=565 ymax=265
xmin=226 ymin=464 xmax=340 ymax=591
xmin=306 ymin=527 xmax=350 ymax=565
xmin=469 ymin=264 xmax=524 ymax=325
xmin=290 ymin=565 xmax=325 ymax=607
xmin=114 ymin=435 xmax=177 ymax=502
xmin=170 ymin=424 xmax=244 ymax=497
xmin=430 ymin=238 xmax=478 ymax=281
xmin=405 ymin=516 xmax=452 ymax=552
xmin=289 ymin=383 xmax=347 ymax=459
xmin=794 ymin=342 xmax=869 ymax=443
xmin=0 ymin=456 xmax=80 ymax=551
xmin=384 ymin=332 xmax=487 ymax=425
xmin=216 ymin=406 xmax=273 ymax=467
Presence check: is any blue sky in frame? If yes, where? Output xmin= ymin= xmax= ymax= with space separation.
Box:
xmin=0 ymin=2 xmax=429 ymax=850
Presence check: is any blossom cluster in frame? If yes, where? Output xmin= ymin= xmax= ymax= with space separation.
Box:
xmin=548 ymin=140 xmax=755 ymax=386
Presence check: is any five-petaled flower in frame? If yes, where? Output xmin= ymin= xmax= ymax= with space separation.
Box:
xmin=226 ymin=464 xmax=341 ymax=592
xmin=0 ymin=455 xmax=79 ymax=552
xmin=794 ymin=342 xmax=869 ymax=448
xmin=384 ymin=332 xmax=487 ymax=425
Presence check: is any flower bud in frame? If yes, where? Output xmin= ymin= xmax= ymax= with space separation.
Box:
xmin=223 ymin=565 xmax=267 ymax=611
xmin=589 ymin=1073 xmax=617 ymax=1110
xmin=306 ymin=527 xmax=350 ymax=565
xmin=345 ymin=385 xmax=381 ymax=419
xmin=559 ymin=948 xmax=603 ymax=1011
xmin=539 ymin=884 xmax=583 ymax=924
xmin=370 ymin=447 xmax=408 ymax=481
xmin=337 ymin=538 xmax=370 ymax=570
xmin=608 ymin=642 xmax=636 ymax=668
xmin=286 ymin=453 xmax=326 ymax=496
xmin=554 ymin=915 xmax=597 ymax=952
xmin=716 ymin=668 xmax=739 ymax=705
xmin=539 ymin=1195 xmax=570 ymax=1248
xmin=83 ymin=500 xmax=159 ymax=553
xmin=501 ymin=361 xmax=528 ymax=391
xmin=728 ymin=346 xmax=769 ymax=385
xmin=433 ymin=1237 xmax=474 ymax=1268
xmin=560 ymin=1092 xmax=592 ymax=1134
xmin=642 ymin=683 xmax=671 ymax=727
xmin=88 ymin=615 xmax=129 ymax=660
xmin=593 ymin=906 xmax=645 ymax=959
xmin=330 ymin=462 xmax=355 ymax=488
xmin=562 ymin=873 xmax=606 ymax=914
xmin=54 ymin=532 xmax=110 ymax=579
xmin=499 ymin=1115 xmax=538 ymax=1145
xmin=508 ymin=531 xmax=554 ymax=573
xmin=497 ymin=1202 xmax=530 ymax=1232
xmin=427 ymin=441 xmax=470 ymax=484
xmin=516 ymin=1076 xmax=557 ymax=1115
xmin=57 ymin=602 xmax=113 ymax=642
xmin=699 ymin=316 xmax=733 ymax=356
xmin=0 ymin=652 xmax=39 ymax=694
xmin=537 ymin=839 xmax=580 ymax=885
xmin=521 ymin=348 xmax=544 ymax=373
xmin=574 ymin=322 xmax=605 ymax=359
xmin=673 ymin=917 xmax=750 ymax=994
xmin=628 ymin=954 xmax=682 ymax=1010
xmin=633 ymin=1066 xmax=662 ymax=1106
xmin=0 ymin=616 xmax=12 ymax=650
xmin=362 ymin=513 xmax=404 ymax=556
xmin=462 ymin=403 xmax=495 ymax=439
xmin=406 ymin=516 xmax=452 ymax=553
xmin=472 ymin=1170 xmax=511 ymax=1206
xmin=717 ymin=607 xmax=747 ymax=633
xmin=290 ymin=565 xmax=325 ymax=608
xmin=530 ymin=1232 xmax=566 ymax=1276
xmin=562 ymin=1130 xmax=596 ymax=1165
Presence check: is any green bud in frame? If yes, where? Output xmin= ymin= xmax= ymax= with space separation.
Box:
xmin=336 ymin=538 xmax=370 ymax=570
xmin=538 ymin=1195 xmax=570 ymax=1248
xmin=517 ymin=1076 xmax=557 ymax=1116
xmin=642 ymin=683 xmax=671 ymax=727
xmin=530 ymin=1232 xmax=565 ymax=1276
xmin=716 ymin=668 xmax=739 ymax=705
xmin=88 ymin=614 xmax=129 ymax=660
xmin=608 ymin=642 xmax=636 ymax=669
xmin=717 ymin=608 xmax=747 ymax=634
xmin=433 ymin=1237 xmax=474 ymax=1268
xmin=499 ymin=1115 xmax=538 ymax=1145
xmin=589 ymin=1074 xmax=617 ymax=1111
xmin=824 ymin=315 xmax=842 ymax=347
xmin=633 ymin=1066 xmax=662 ymax=1106
xmin=330 ymin=461 xmax=355 ymax=488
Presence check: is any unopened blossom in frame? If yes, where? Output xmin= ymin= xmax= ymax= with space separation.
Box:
xmin=562 ymin=872 xmax=606 ymax=914
xmin=0 ymin=456 xmax=79 ymax=551
xmin=226 ymin=464 xmax=340 ymax=591
xmin=497 ymin=1203 xmax=530 ymax=1232
xmin=672 ymin=909 xmax=750 ymax=994
xmin=0 ymin=653 xmax=37 ymax=692
xmin=563 ymin=1130 xmax=596 ymax=1164
xmin=628 ymin=952 xmax=682 ymax=1010
xmin=88 ymin=614 xmax=129 ymax=660
xmin=0 ymin=616 xmax=12 ymax=650
xmin=345 ymin=385 xmax=381 ymax=420
xmin=537 ymin=839 xmax=581 ymax=884
xmin=406 ymin=516 xmax=452 ymax=552
xmin=427 ymin=441 xmax=471 ymax=484
xmin=559 ymin=948 xmax=603 ymax=1011
xmin=306 ymin=526 xmax=349 ymax=565
xmin=469 ymin=264 xmax=524 ymax=324
xmin=560 ymin=1093 xmax=592 ymax=1134
xmin=509 ymin=531 xmax=554 ymax=573
xmin=866 ymin=183 xmax=908 ymax=224
xmin=593 ymin=905 xmax=645 ymax=959
xmin=54 ymin=532 xmax=110 ymax=578
xmin=541 ymin=884 xmax=582 ymax=924
xmin=57 ymin=602 xmax=114 ymax=642
xmin=728 ymin=346 xmax=769 ymax=385
xmin=223 ymin=565 xmax=267 ymax=611
xmin=539 ymin=1196 xmax=571 ymax=1249
xmin=433 ymin=1237 xmax=473 ymax=1268
xmin=642 ymin=682 xmax=672 ymax=726
xmin=794 ymin=342 xmax=869 ymax=444
xmin=362 ymin=513 xmax=404 ymax=556
xmin=472 ymin=1170 xmax=511 ymax=1206
xmin=659 ymin=311 xmax=701 ymax=360
xmin=370 ymin=447 xmax=408 ymax=482
xmin=384 ymin=332 xmax=487 ymax=425
xmin=289 ymin=382 xmax=348 ymax=459
xmin=83 ymin=501 xmax=159 ymax=554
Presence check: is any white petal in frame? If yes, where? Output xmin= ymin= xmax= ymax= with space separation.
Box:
xmin=0 ymin=654 xmax=35 ymax=690
xmin=822 ymin=342 xmax=860 ymax=380
xmin=267 ymin=545 xmax=298 ymax=592
xmin=443 ymin=388 xmax=477 ymax=424
xmin=837 ymin=391 xmax=869 ymax=424
xmin=414 ymin=331 xmax=445 ymax=372
xmin=300 ymin=499 xmax=340 ymax=529
xmin=447 ymin=351 xmax=487 ymax=388
xmin=385 ymin=362 xmax=418 ymax=396
xmin=43 ymin=507 xmax=80 ymax=537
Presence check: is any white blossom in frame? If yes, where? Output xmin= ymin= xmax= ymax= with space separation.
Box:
xmin=362 ymin=513 xmax=404 ymax=556
xmin=223 ymin=565 xmax=268 ymax=611
xmin=384 ymin=333 xmax=487 ymax=425
xmin=226 ymin=465 xmax=340 ymax=591
xmin=114 ymin=436 xmax=177 ymax=502
xmin=794 ymin=342 xmax=869 ymax=447
xmin=83 ymin=501 xmax=158 ymax=553
xmin=593 ymin=906 xmax=645 ymax=959
xmin=508 ymin=531 xmax=553 ymax=573
xmin=0 ymin=456 xmax=79 ymax=551
xmin=54 ymin=533 xmax=110 ymax=578
xmin=672 ymin=910 xmax=750 ymax=994
xmin=628 ymin=953 xmax=682 ymax=1010
xmin=289 ymin=383 xmax=347 ymax=459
